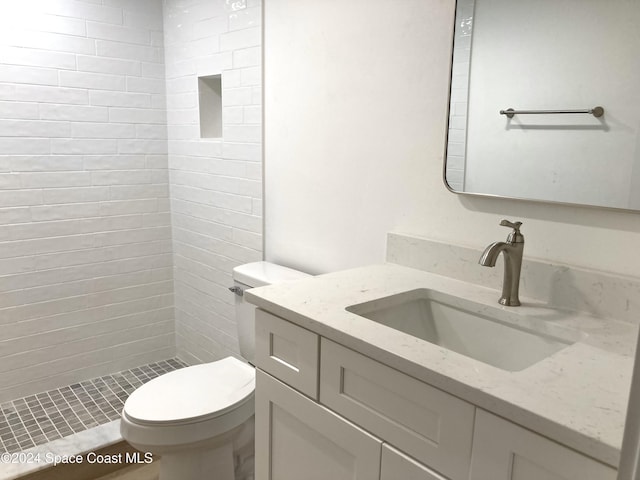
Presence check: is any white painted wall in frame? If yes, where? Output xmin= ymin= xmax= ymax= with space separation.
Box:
xmin=465 ymin=0 xmax=640 ymax=209
xmin=0 ymin=0 xmax=173 ymax=402
xmin=264 ymin=0 xmax=640 ymax=278
xmin=163 ymin=0 xmax=262 ymax=365
xmin=264 ymin=0 xmax=455 ymax=274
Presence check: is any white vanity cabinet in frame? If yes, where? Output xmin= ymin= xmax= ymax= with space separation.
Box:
xmin=470 ymin=410 xmax=617 ymax=480
xmin=254 ymin=309 xmax=618 ymax=480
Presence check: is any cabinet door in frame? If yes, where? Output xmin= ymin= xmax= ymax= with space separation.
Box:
xmin=381 ymin=444 xmax=449 ymax=480
xmin=255 ymin=369 xmax=381 ymax=480
xmin=470 ymin=410 xmax=617 ymax=480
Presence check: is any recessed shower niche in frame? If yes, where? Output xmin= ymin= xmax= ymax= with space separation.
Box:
xmin=198 ymin=74 xmax=222 ymax=139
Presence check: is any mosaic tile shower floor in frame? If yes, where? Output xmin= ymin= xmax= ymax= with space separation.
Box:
xmin=0 ymin=359 xmax=187 ymax=454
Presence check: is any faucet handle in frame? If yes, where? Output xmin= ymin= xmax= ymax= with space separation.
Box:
xmin=499 ymin=219 xmax=524 ymax=243
xmin=500 ymin=219 xmax=522 ymax=231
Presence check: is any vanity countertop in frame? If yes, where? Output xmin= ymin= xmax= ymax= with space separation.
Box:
xmin=245 ymin=263 xmax=637 ymax=468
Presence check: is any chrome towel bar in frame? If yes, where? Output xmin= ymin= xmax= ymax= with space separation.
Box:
xmin=500 ymin=106 xmax=604 ymax=118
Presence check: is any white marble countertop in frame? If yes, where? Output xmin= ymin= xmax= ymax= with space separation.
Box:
xmin=245 ymin=263 xmax=637 ymax=468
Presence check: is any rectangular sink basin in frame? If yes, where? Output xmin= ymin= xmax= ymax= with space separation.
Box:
xmin=346 ymin=289 xmax=579 ymax=372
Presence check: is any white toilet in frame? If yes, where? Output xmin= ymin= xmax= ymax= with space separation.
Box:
xmin=120 ymin=261 xmax=310 ymax=480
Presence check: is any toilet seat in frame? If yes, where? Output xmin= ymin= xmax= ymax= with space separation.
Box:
xmin=123 ymin=357 xmax=255 ymax=427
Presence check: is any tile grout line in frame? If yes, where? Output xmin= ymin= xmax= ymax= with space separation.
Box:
xmin=61 ymin=388 xmax=100 ymax=431
xmin=4 ymin=401 xmax=31 ymax=451
xmin=22 ymin=399 xmax=47 ymax=446
xmin=46 ymin=390 xmax=75 ymax=439
xmin=101 ymin=377 xmax=134 ymax=414
xmin=42 ymin=392 xmax=75 ymax=438
xmin=73 ymin=383 xmax=113 ymax=427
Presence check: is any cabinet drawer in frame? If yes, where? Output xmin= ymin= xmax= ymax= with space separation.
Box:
xmin=255 ymin=309 xmax=319 ymax=399
xmin=470 ymin=409 xmax=617 ymax=480
xmin=381 ymin=444 xmax=449 ymax=480
xmin=320 ymin=338 xmax=474 ymax=480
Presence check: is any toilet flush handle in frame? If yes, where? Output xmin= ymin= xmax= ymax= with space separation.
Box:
xmin=228 ymin=286 xmax=244 ymax=296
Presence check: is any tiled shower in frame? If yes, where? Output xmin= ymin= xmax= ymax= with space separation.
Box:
xmin=0 ymin=0 xmax=262 ymax=453
xmin=0 ymin=359 xmax=187 ymax=454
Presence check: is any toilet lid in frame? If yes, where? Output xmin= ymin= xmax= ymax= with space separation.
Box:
xmin=123 ymin=357 xmax=255 ymax=425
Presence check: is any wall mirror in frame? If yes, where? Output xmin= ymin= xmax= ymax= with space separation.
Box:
xmin=445 ymin=0 xmax=640 ymax=211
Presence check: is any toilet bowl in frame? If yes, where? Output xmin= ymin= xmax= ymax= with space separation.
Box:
xmin=120 ymin=262 xmax=310 ymax=480
xmin=121 ymin=358 xmax=255 ymax=480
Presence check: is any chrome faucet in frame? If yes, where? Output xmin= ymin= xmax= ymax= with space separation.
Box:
xmin=479 ymin=220 xmax=524 ymax=306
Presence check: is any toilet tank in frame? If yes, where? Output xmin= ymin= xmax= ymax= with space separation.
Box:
xmin=231 ymin=261 xmax=311 ymax=364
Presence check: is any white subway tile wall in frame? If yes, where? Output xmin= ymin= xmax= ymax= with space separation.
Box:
xmin=0 ymin=0 xmax=174 ymax=402
xmin=164 ymin=0 xmax=263 ymax=365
